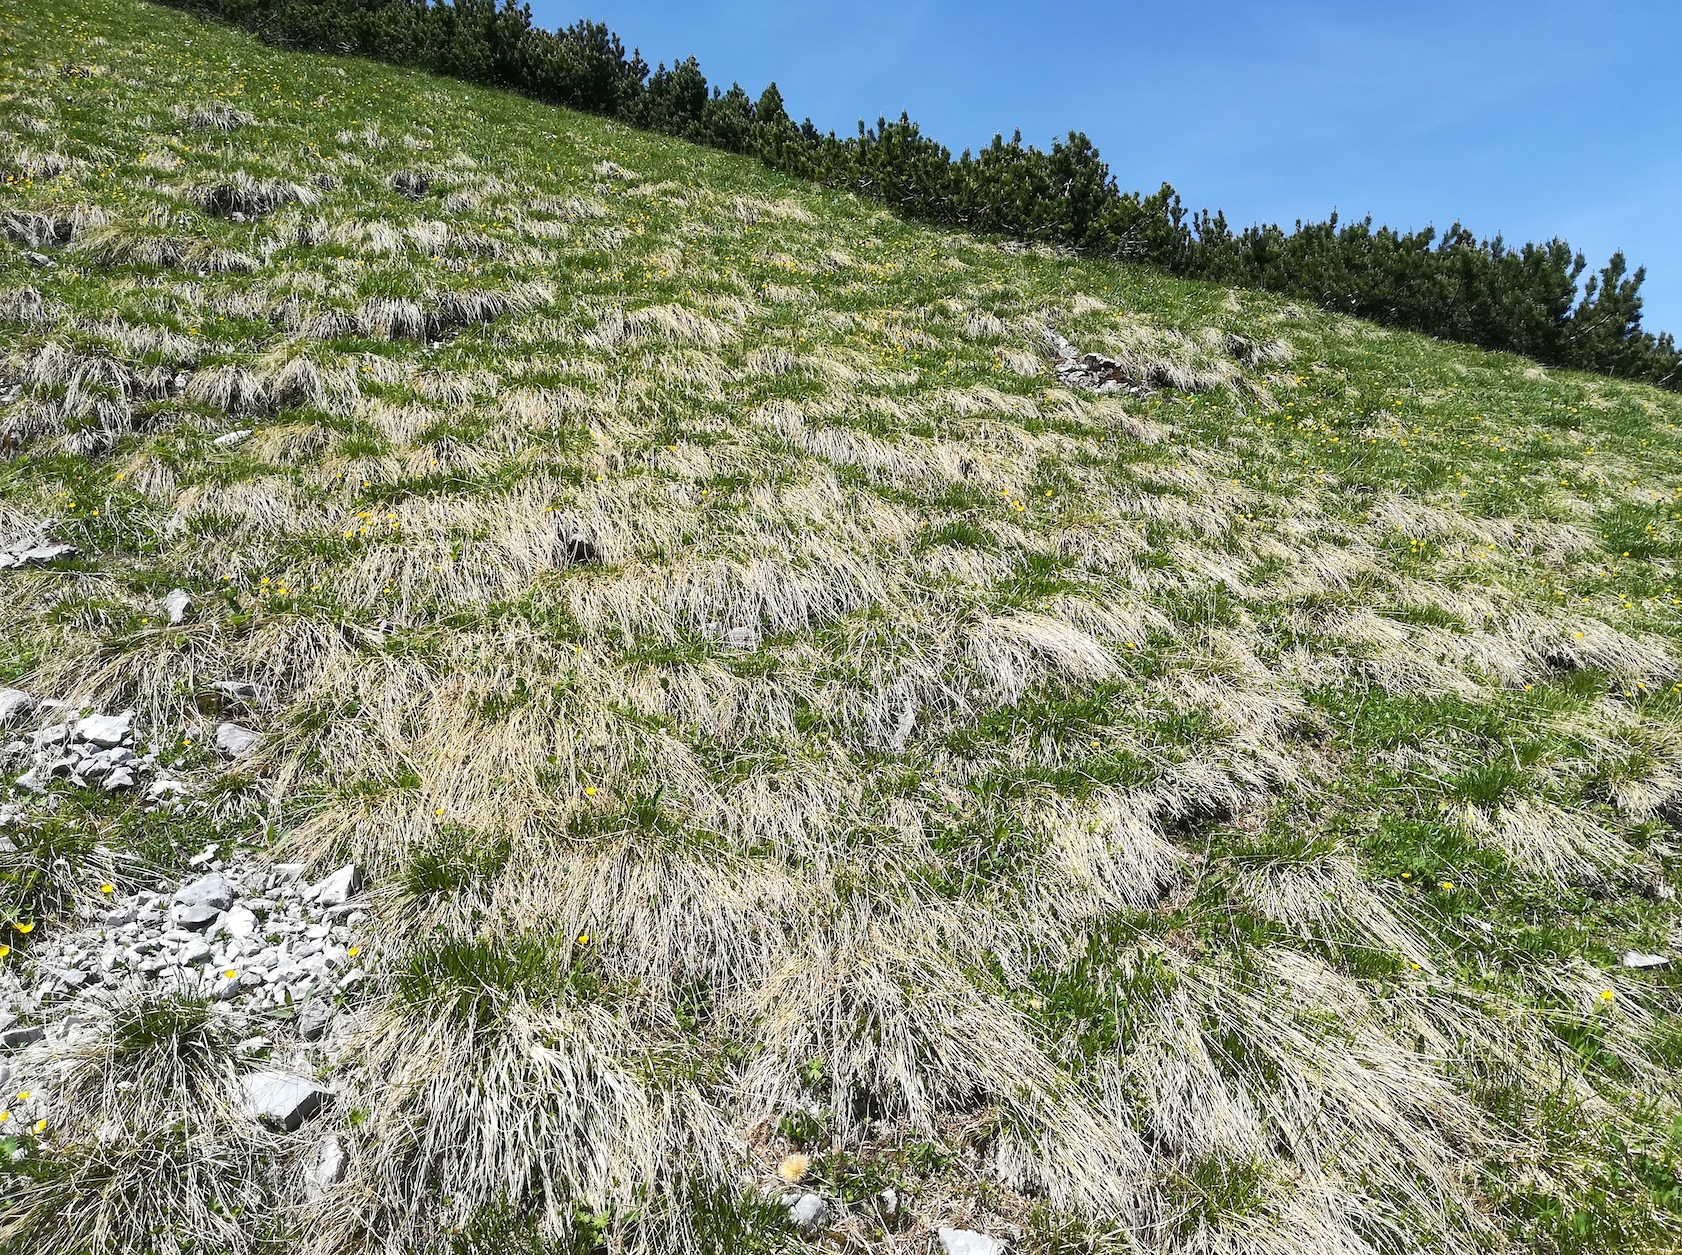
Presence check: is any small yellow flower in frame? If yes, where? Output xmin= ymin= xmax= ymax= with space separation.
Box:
xmin=778 ymin=1152 xmax=810 ymax=1182
xmin=12 ymin=922 xmax=32 ymax=935
xmin=100 ymin=883 xmax=114 ymax=895
xmin=434 ymin=807 xmax=445 ymax=816
xmin=347 ymin=946 xmax=361 ymax=958
xmin=1439 ymin=881 xmax=1453 ymax=891
xmin=223 ymin=969 xmax=238 ymax=980
xmin=32 ymin=1119 xmax=46 ymax=1134
xmin=576 ymin=932 xmax=591 ymax=946
xmin=1600 ymin=989 xmax=1615 ymax=1003
xmin=584 ymin=786 xmax=597 ymax=797
xmin=0 ymin=946 xmax=8 ymax=958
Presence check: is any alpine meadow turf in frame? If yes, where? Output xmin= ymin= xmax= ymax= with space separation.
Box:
xmin=4 ymin=1 xmax=1682 ymax=1252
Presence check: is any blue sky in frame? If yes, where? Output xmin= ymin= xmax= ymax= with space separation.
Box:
xmin=534 ymin=0 xmax=1682 ymax=338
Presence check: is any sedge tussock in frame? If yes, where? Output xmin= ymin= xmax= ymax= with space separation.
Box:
xmin=314 ymin=997 xmax=740 ymax=1255
xmin=0 ymin=994 xmax=280 ymax=1255
xmin=189 ymin=174 xmax=318 ymax=218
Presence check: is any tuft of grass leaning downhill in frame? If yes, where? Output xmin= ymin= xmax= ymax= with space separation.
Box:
xmin=2 ymin=0 xmax=1682 ymax=1251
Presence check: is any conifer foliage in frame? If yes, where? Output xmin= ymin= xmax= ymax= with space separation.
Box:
xmin=156 ymin=0 xmax=1680 ymax=390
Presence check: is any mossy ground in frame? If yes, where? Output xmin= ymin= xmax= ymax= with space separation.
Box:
xmin=4 ymin=0 xmax=1682 ymax=1251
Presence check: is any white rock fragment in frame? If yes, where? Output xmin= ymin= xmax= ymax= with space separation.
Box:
xmin=175 ymin=873 xmax=237 ymax=912
xmin=77 ymin=711 xmax=134 ymax=748
xmin=788 ymin=1194 xmax=829 ymax=1238
xmin=308 ymin=864 xmax=362 ymax=907
xmin=305 ymin=1134 xmax=347 ymax=1198
xmin=240 ymin=1071 xmax=334 ymax=1131
xmin=145 ymin=778 xmax=191 ymax=803
xmin=225 ymin=904 xmax=258 ymax=938
xmin=174 ymin=904 xmax=221 ymax=932
xmin=939 ymin=1230 xmax=1006 ymax=1255
xmin=0 ymin=541 xmax=78 ymax=569
xmin=1622 ymin=951 xmax=1670 ymax=970
xmin=213 ymin=429 xmax=252 ymax=447
xmin=297 ymin=998 xmax=334 ymax=1042
xmin=215 ymin=723 xmax=261 ymax=759
xmin=163 ymin=588 xmax=193 ymax=625
xmin=0 ymin=689 xmax=31 ymax=727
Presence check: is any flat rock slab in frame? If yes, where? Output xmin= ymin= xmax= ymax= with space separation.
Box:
xmin=175 ymin=872 xmax=236 ymax=912
xmin=0 ymin=542 xmax=78 ymax=569
xmin=77 ymin=711 xmax=134 ymax=748
xmin=241 ymin=1071 xmax=334 ymax=1131
xmin=1 ymin=1024 xmax=45 ymax=1050
xmin=1622 ymin=951 xmax=1670 ymax=970
xmin=173 ymin=903 xmax=223 ymax=931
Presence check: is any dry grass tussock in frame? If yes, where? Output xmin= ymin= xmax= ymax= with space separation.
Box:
xmin=4 ymin=2 xmax=1682 ymax=1252
xmin=0 ymin=993 xmax=284 ymax=1254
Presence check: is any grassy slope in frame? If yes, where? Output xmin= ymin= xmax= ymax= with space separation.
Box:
xmin=4 ymin=0 xmax=1682 ymax=1251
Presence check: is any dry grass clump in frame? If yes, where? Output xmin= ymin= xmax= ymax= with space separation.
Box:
xmin=3 ymin=210 xmax=74 ymax=249
xmin=0 ymin=285 xmax=53 ymax=324
xmin=0 ymin=993 xmax=279 ymax=1254
xmin=73 ymin=220 xmax=261 ymax=272
xmin=388 ymin=169 xmax=433 ymax=199
xmin=190 ymin=173 xmax=318 ymax=218
xmin=181 ymin=102 xmax=255 ymax=131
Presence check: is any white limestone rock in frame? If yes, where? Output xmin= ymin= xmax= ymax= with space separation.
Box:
xmin=175 ymin=873 xmax=237 ymax=912
xmin=1622 ymin=951 xmax=1670 ymax=970
xmin=308 ymin=864 xmax=362 ymax=907
xmin=163 ymin=588 xmax=194 ymax=625
xmin=939 ymin=1230 xmax=1006 ymax=1255
xmin=0 ymin=689 xmax=31 ymax=727
xmin=240 ymin=1071 xmax=334 ymax=1131
xmin=77 ymin=711 xmax=134 ymax=748
xmin=215 ymin=723 xmax=262 ymax=759
xmin=304 ymin=1134 xmax=347 ymax=1198
xmin=788 ymin=1194 xmax=829 ymax=1238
